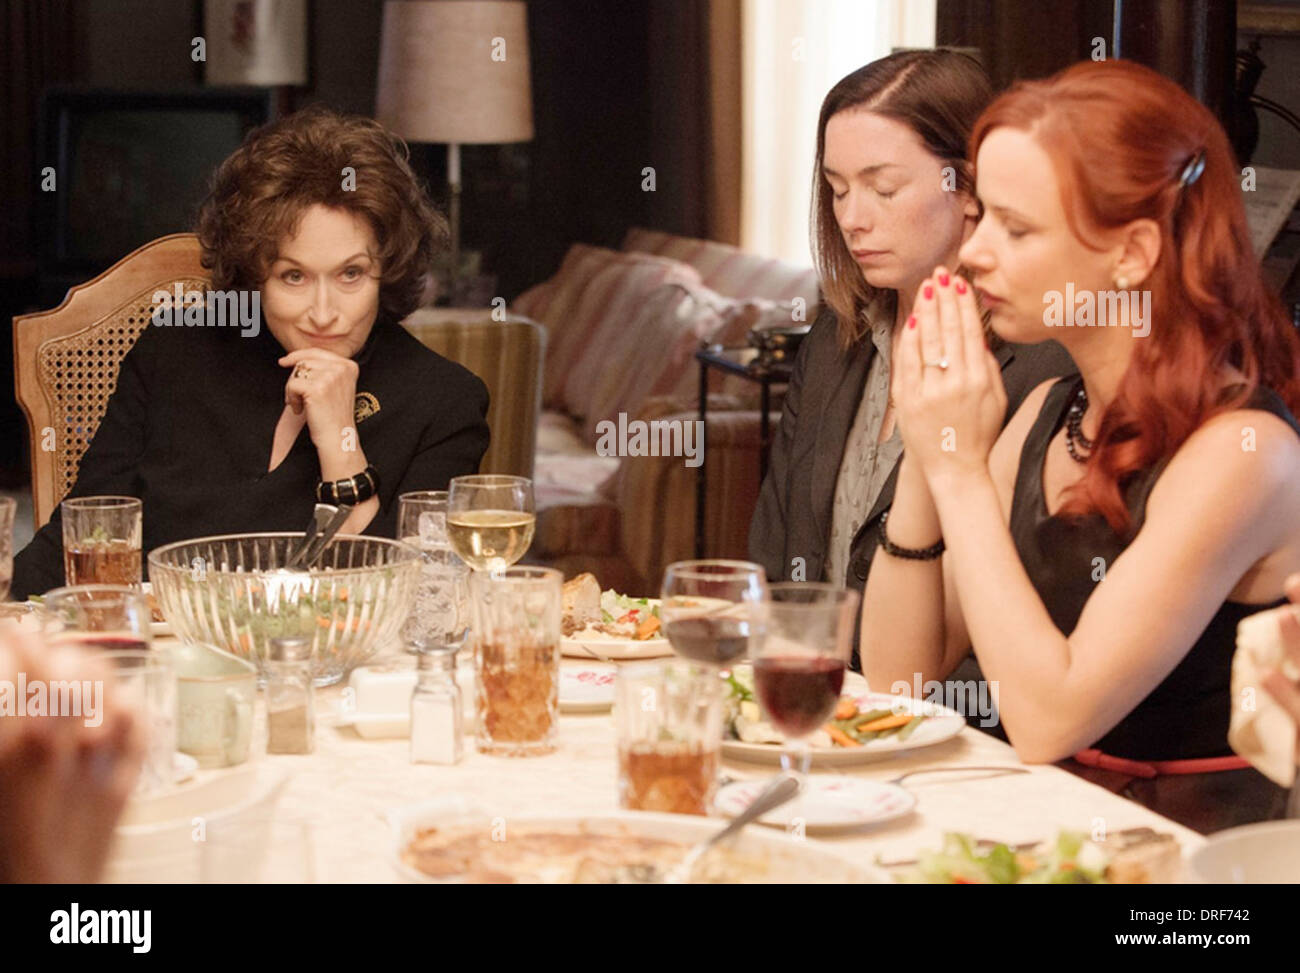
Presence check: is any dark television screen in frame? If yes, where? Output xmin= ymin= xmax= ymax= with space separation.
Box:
xmin=40 ymin=88 xmax=273 ymax=285
xmin=62 ymin=109 xmax=246 ymax=265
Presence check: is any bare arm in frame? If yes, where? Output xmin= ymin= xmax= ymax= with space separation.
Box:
xmin=860 ymin=377 xmax=1053 ymax=690
xmin=933 ymin=410 xmax=1300 ymax=761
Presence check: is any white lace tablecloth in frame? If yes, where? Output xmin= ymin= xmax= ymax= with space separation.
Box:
xmin=177 ymin=653 xmax=1207 ymax=882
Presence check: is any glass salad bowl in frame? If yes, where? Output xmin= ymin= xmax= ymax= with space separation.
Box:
xmin=149 ymin=533 xmax=421 ymax=686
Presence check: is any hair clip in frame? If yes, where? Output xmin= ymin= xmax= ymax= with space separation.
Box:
xmin=1178 ymin=149 xmax=1206 ymax=189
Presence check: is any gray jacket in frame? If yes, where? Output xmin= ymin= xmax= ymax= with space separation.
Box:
xmin=749 ymin=304 xmax=1076 ymax=598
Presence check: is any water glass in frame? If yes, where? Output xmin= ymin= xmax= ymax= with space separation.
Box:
xmin=101 ymin=648 xmax=177 ymax=795
xmin=398 ymin=490 xmax=469 ymax=654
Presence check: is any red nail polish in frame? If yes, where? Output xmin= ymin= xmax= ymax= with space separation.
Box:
xmin=938 ymin=272 xmax=950 ymax=287
xmin=907 ymin=315 xmax=917 ymax=329
xmin=955 ymin=279 xmax=967 ymax=294
xmin=923 ymin=284 xmax=934 ymax=300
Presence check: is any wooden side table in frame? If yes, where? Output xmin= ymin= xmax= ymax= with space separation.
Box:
xmin=693 ymin=344 xmax=793 ymax=557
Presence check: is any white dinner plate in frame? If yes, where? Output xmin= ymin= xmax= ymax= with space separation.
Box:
xmin=722 ymin=689 xmax=967 ymax=767
xmin=561 ymin=598 xmax=673 ymax=661
xmin=389 ymin=799 xmax=891 ymax=883
xmin=559 ymin=664 xmax=617 ymax=712
xmin=561 ymin=636 xmax=674 ymax=661
xmin=714 ymin=775 xmax=917 ymax=833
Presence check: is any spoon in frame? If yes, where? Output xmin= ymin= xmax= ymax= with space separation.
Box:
xmin=661 ymin=772 xmax=801 ymax=884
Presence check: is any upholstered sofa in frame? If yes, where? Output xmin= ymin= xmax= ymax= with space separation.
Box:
xmin=510 ymin=227 xmax=820 ymax=594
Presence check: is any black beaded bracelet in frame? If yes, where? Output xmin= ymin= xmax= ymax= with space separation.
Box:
xmin=878 ymin=509 xmax=945 ymax=561
xmin=316 ymin=464 xmax=379 ymax=505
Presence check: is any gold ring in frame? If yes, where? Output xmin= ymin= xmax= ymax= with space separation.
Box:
xmin=293 ymin=364 xmax=312 ymax=380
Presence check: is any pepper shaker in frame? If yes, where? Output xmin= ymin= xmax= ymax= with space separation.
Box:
xmin=410 ymin=648 xmax=463 ymax=764
xmin=266 ymin=635 xmax=315 ymax=754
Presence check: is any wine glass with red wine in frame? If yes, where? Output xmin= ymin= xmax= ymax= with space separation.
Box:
xmin=751 ymin=583 xmax=859 ymax=779
xmin=42 ymin=584 xmax=153 ymax=653
xmin=660 ymin=560 xmax=769 ymax=667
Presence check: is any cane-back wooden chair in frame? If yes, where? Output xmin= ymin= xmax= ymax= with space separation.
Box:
xmin=13 ymin=233 xmax=208 ymax=528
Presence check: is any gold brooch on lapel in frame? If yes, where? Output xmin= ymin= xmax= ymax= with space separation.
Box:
xmin=354 ymin=392 xmax=381 ymax=424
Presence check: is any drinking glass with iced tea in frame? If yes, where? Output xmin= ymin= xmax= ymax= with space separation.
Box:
xmin=61 ymin=496 xmax=143 ymax=586
xmin=469 ymin=565 xmax=561 ymax=756
xmin=615 ymin=660 xmax=724 ymax=815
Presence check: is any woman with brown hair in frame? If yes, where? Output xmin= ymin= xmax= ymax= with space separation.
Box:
xmin=864 ymin=59 xmax=1300 ymax=830
xmin=11 ymin=105 xmax=489 ymax=597
xmin=748 ymin=49 xmax=1072 ymax=668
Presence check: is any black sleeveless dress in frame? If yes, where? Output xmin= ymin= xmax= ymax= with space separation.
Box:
xmin=1003 ymin=374 xmax=1297 ymax=831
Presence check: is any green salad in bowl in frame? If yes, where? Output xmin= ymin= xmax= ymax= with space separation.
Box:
xmin=148 ymin=533 xmax=421 ymax=685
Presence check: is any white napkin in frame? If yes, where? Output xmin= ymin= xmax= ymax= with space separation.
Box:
xmin=1229 ymin=604 xmax=1299 ymax=787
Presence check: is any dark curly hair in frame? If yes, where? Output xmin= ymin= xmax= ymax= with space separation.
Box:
xmin=196 ymin=104 xmax=447 ymax=323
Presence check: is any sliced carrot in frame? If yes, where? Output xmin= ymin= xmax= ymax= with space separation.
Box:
xmin=855 ymin=713 xmax=914 ymax=733
xmin=833 ymin=696 xmax=858 ymax=720
xmin=824 ymin=724 xmax=861 ymax=748
xmin=635 ymin=614 xmax=661 ymax=640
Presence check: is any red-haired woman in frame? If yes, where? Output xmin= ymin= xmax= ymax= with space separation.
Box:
xmin=860 ymin=59 xmax=1300 ymax=832
xmin=12 ymin=106 xmax=489 ymax=597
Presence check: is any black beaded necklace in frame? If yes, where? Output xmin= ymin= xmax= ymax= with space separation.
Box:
xmin=1064 ymin=384 xmax=1095 ymax=464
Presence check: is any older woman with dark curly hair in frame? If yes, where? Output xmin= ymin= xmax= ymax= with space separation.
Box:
xmin=11 ymin=106 xmax=490 ymax=597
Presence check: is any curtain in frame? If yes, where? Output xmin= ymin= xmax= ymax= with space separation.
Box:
xmin=736 ymin=0 xmax=936 ymax=265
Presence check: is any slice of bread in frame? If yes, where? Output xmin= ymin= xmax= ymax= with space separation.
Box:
xmin=561 ymin=573 xmax=602 ymax=636
xmin=1102 ymin=831 xmax=1182 ymax=884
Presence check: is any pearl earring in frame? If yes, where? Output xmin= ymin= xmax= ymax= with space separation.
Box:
xmin=1115 ymin=275 xmax=1130 ymax=290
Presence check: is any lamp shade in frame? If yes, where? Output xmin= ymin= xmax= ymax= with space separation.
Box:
xmin=376 ymin=0 xmax=533 ymax=144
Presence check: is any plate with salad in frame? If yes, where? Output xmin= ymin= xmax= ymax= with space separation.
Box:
xmin=721 ymin=664 xmax=966 ymax=766
xmin=560 ymin=573 xmax=674 ymax=660
xmin=895 ymin=829 xmax=1182 ymax=883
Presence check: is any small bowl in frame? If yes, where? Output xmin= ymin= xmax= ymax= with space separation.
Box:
xmin=1188 ymin=819 xmax=1300 ymax=883
xmin=149 ymin=533 xmax=421 ymax=685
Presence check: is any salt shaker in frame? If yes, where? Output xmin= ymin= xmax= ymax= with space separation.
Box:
xmin=410 ymin=648 xmax=463 ymax=764
xmin=266 ymin=635 xmax=315 ymax=754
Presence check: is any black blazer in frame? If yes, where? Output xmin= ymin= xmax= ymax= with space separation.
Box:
xmin=11 ymin=316 xmax=490 ymax=598
xmin=749 ymin=304 xmax=1076 ymax=599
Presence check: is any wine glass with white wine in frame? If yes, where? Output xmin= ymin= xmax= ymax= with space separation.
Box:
xmin=446 ymin=475 xmax=536 ymax=575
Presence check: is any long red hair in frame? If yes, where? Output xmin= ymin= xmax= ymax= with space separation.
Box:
xmin=971 ymin=59 xmax=1300 ymax=534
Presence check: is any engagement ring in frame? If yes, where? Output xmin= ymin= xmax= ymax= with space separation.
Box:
xmin=923 ymin=357 xmax=950 ymax=370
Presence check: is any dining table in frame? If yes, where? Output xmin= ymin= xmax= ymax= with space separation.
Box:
xmin=151 ymin=644 xmax=1206 ymax=883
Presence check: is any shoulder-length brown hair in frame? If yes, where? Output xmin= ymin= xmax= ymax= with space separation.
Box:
xmin=812 ymin=49 xmax=994 ymax=348
xmin=196 ymin=104 xmax=447 ymax=323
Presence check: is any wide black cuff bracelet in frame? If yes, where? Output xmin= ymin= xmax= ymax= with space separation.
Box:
xmin=878 ymin=509 xmax=945 ymax=560
xmin=316 ymin=464 xmax=379 ymax=505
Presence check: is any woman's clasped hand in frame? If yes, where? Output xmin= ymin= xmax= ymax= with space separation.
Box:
xmin=891 ymin=266 xmax=1006 ymax=486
